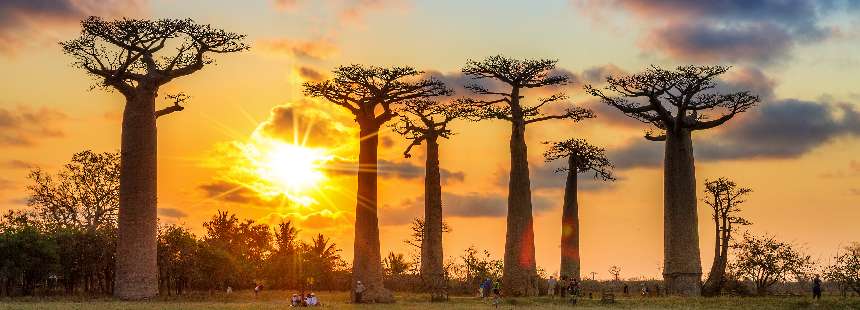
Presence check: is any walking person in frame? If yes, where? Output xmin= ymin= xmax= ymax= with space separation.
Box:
xmin=354 ymin=280 xmax=366 ymax=303
xmin=547 ymin=276 xmax=557 ymax=298
xmin=812 ymin=276 xmax=822 ymax=300
xmin=480 ymin=277 xmax=492 ymax=298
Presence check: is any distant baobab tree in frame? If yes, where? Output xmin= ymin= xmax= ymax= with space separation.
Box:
xmin=701 ymin=178 xmax=751 ymax=296
xmin=586 ymin=65 xmax=759 ymax=296
xmin=392 ymin=100 xmax=463 ymax=301
xmin=460 ymin=55 xmax=595 ymax=296
xmin=608 ymin=265 xmax=622 ymax=282
xmin=543 ymin=139 xmax=614 ymax=281
xmin=303 ymin=65 xmax=451 ymax=302
xmin=61 ymin=17 xmax=248 ymax=299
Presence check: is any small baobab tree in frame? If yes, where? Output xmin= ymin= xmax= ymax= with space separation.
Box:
xmin=731 ymin=233 xmax=813 ymax=295
xmin=392 ymin=100 xmax=464 ymax=301
xmin=303 ymin=65 xmax=451 ymax=302
xmin=585 ymin=65 xmax=758 ymax=296
xmin=460 ymin=55 xmax=594 ymax=296
xmin=543 ymin=139 xmax=613 ymax=281
xmin=609 ymin=265 xmax=622 ymax=282
xmin=701 ymin=178 xmax=752 ymax=296
xmin=61 ymin=17 xmax=248 ymax=299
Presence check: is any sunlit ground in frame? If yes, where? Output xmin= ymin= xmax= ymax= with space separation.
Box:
xmin=0 ymin=291 xmax=860 ymax=310
xmin=1 ymin=291 xmax=858 ymax=309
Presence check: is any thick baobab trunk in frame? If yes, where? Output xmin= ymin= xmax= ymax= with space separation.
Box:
xmin=559 ymin=157 xmax=580 ymax=280
xmin=351 ymin=126 xmax=393 ymax=303
xmin=421 ymin=137 xmax=446 ymax=301
xmin=662 ymin=128 xmax=702 ymax=296
xmin=115 ymin=88 xmax=159 ymax=300
xmin=502 ymin=119 xmax=538 ymax=296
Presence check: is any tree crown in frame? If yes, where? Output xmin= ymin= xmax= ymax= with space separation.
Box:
xmin=61 ymin=16 xmax=248 ymax=96
xmin=303 ymin=65 xmax=452 ymax=128
xmin=542 ymin=138 xmax=614 ymax=181
xmin=459 ymin=55 xmax=594 ymax=125
xmin=585 ymin=65 xmax=759 ymax=141
xmin=391 ymin=99 xmax=469 ymax=157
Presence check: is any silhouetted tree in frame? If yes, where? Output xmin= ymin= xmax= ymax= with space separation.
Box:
xmin=608 ymin=265 xmax=622 ymax=282
xmin=731 ymin=232 xmax=813 ymax=295
xmin=383 ymin=252 xmax=412 ymax=277
xmin=701 ymin=178 xmax=752 ymax=296
xmin=543 ymin=139 xmax=613 ymax=281
xmin=586 ymin=65 xmax=758 ymax=296
xmin=303 ymin=65 xmax=451 ymax=302
xmin=459 ymin=55 xmax=594 ymax=296
xmin=266 ymin=220 xmax=301 ymax=289
xmin=392 ymin=100 xmax=464 ymax=301
xmin=300 ymin=233 xmax=344 ymax=290
xmin=157 ymin=224 xmax=197 ymax=296
xmin=0 ymin=212 xmax=57 ymax=296
xmin=26 ymin=150 xmax=120 ymax=231
xmin=61 ymin=17 xmax=248 ymax=299
xmin=825 ymin=242 xmax=860 ymax=296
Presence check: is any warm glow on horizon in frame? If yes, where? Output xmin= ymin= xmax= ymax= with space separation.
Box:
xmin=236 ymin=138 xmax=333 ymax=205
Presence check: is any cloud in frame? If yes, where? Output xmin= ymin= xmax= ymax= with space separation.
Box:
xmin=606 ymin=100 xmax=860 ymax=169
xmin=0 ymin=106 xmax=66 ymax=146
xmin=257 ymin=100 xmax=356 ymax=148
xmin=2 ymin=160 xmax=35 ymax=170
xmin=0 ymin=178 xmax=15 ymax=191
xmin=577 ymin=0 xmax=860 ymax=64
xmin=199 ymin=180 xmax=265 ymax=204
xmin=296 ymin=66 xmax=326 ymax=82
xmin=328 ymin=158 xmax=465 ymax=184
xmin=0 ymin=0 xmax=148 ymax=55
xmin=697 ymin=100 xmax=860 ymax=161
xmin=382 ymin=191 xmax=555 ymax=225
xmin=158 ymin=207 xmax=188 ymax=219
xmin=493 ymin=163 xmax=617 ymax=192
xmin=257 ymin=38 xmax=338 ymax=61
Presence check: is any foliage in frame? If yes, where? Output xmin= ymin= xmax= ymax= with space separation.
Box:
xmin=384 ymin=252 xmax=412 ymax=277
xmin=824 ymin=242 xmax=860 ymax=296
xmin=26 ymin=150 xmax=120 ymax=231
xmin=542 ymin=138 xmax=614 ymax=180
xmin=731 ymin=233 xmax=814 ymax=295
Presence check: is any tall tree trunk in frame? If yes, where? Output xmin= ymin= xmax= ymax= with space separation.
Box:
xmin=502 ymin=118 xmax=538 ymax=296
xmin=351 ymin=126 xmax=393 ymax=303
xmin=702 ymin=210 xmax=722 ymax=296
xmin=421 ymin=137 xmax=446 ymax=301
xmin=115 ymin=88 xmax=159 ymax=300
xmin=662 ymin=128 xmax=702 ymax=296
xmin=559 ymin=157 xmax=580 ymax=280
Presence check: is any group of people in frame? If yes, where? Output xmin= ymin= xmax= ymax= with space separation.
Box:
xmin=290 ymin=292 xmax=320 ymax=307
xmin=547 ymin=275 xmax=580 ymax=301
xmin=478 ymin=278 xmax=502 ymax=308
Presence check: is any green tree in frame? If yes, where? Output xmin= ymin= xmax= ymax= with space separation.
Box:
xmin=825 ymin=242 xmax=860 ymax=296
xmin=157 ymin=224 xmax=198 ymax=295
xmin=731 ymin=233 xmax=813 ymax=295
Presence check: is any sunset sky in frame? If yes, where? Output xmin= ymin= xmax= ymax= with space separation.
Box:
xmin=1 ymin=0 xmax=859 ymax=280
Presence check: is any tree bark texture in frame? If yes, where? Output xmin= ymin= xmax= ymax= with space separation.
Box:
xmin=502 ymin=119 xmax=538 ymax=296
xmin=559 ymin=157 xmax=580 ymax=281
xmin=351 ymin=126 xmax=393 ymax=303
xmin=662 ymin=128 xmax=702 ymax=296
xmin=115 ymin=87 xmax=159 ymax=300
xmin=421 ymin=137 xmax=446 ymax=301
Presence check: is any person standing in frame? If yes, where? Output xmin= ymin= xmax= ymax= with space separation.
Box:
xmin=812 ymin=276 xmax=822 ymax=300
xmin=559 ymin=276 xmax=568 ymax=298
xmin=355 ymin=280 xmax=366 ymax=303
xmin=547 ymin=276 xmax=558 ymax=298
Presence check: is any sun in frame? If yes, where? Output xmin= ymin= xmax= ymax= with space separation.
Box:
xmin=256 ymin=142 xmax=330 ymax=193
xmin=229 ymin=137 xmax=334 ymax=206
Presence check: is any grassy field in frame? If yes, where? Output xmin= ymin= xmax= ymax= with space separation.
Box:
xmin=1 ymin=291 xmax=858 ymax=310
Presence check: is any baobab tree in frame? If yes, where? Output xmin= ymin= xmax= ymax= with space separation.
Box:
xmin=61 ymin=17 xmax=248 ymax=299
xmin=543 ymin=139 xmax=614 ymax=281
xmin=460 ymin=55 xmax=595 ymax=296
xmin=585 ymin=65 xmax=759 ymax=296
xmin=701 ymin=178 xmax=751 ymax=296
xmin=303 ymin=65 xmax=451 ymax=302
xmin=392 ymin=100 xmax=464 ymax=301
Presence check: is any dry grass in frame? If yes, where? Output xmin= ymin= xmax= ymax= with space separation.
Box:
xmin=1 ymin=291 xmax=858 ymax=309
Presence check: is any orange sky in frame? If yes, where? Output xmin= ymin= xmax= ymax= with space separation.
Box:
xmin=1 ymin=0 xmax=859 ymax=280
